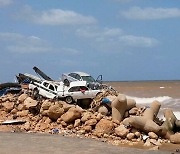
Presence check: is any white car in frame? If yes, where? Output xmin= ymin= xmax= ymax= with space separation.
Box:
xmin=61 ymin=72 xmax=103 ymax=90
xmin=29 ymin=80 xmax=101 ymax=104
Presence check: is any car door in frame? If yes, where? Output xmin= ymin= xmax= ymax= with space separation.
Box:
xmin=68 ymin=86 xmax=89 ymax=99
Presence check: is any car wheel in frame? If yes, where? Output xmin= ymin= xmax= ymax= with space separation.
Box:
xmin=65 ymin=96 xmax=73 ymax=104
xmin=64 ymin=79 xmax=70 ymax=86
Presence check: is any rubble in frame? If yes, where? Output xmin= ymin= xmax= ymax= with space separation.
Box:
xmin=0 ymin=85 xmax=179 ymax=151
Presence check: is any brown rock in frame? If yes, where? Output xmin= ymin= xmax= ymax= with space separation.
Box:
xmin=96 ymin=113 xmax=103 ymax=121
xmin=129 ymin=107 xmax=138 ymax=115
xmin=81 ymin=112 xmax=92 ymax=122
xmin=17 ymin=110 xmax=29 ymax=117
xmin=47 ymin=104 xmax=64 ymax=121
xmin=24 ymin=121 xmax=31 ymax=131
xmin=134 ymin=131 xmax=141 ymax=138
xmin=170 ymin=133 xmax=180 ymax=144
xmin=61 ymin=107 xmax=81 ymax=123
xmin=95 ymin=119 xmax=114 ymax=135
xmin=67 ymin=124 xmax=74 ymax=129
xmin=62 ymin=102 xmax=75 ymax=112
xmin=18 ymin=93 xmax=28 ymax=103
xmin=11 ymin=108 xmax=18 ymax=114
xmin=3 ymin=101 xmax=14 ymax=112
xmin=24 ymin=97 xmax=38 ymax=109
xmin=127 ymin=133 xmax=135 ymax=140
xmin=115 ymin=125 xmax=129 ymax=138
xmin=85 ymin=119 xmax=97 ymax=126
xmin=83 ymin=125 xmax=92 ymax=133
xmin=61 ymin=121 xmax=67 ymax=127
xmin=41 ymin=100 xmax=52 ymax=110
xmin=98 ymin=105 xmax=109 ymax=116
xmin=17 ymin=104 xmax=26 ymax=111
xmin=74 ymin=119 xmax=81 ymax=127
xmin=148 ymin=132 xmax=158 ymax=140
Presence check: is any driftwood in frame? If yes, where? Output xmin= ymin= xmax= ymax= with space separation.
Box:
xmin=111 ymin=94 xmax=127 ymax=122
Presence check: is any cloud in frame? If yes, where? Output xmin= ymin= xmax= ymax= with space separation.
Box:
xmin=76 ymin=27 xmax=158 ymax=50
xmin=0 ymin=0 xmax=12 ymax=7
xmin=0 ymin=32 xmax=52 ymax=53
xmin=121 ymin=7 xmax=180 ymax=20
xmin=18 ymin=6 xmax=97 ymax=25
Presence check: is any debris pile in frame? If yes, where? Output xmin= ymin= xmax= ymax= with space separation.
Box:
xmin=0 ymin=88 xmax=180 ymax=150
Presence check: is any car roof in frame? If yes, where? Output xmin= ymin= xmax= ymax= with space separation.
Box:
xmin=71 ymin=72 xmax=90 ymax=76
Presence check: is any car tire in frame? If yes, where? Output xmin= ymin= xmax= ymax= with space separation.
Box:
xmin=64 ymin=79 xmax=70 ymax=86
xmin=65 ymin=96 xmax=73 ymax=104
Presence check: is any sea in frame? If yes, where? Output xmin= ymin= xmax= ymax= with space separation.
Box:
xmin=105 ymin=80 xmax=180 ymax=120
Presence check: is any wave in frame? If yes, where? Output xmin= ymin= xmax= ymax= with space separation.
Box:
xmin=126 ymin=95 xmax=172 ymax=104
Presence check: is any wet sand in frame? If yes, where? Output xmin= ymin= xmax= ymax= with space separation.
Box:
xmin=0 ymin=132 xmax=176 ymax=154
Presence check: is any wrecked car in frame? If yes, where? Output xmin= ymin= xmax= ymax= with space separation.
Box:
xmin=0 ymin=82 xmax=21 ymax=96
xmin=29 ymin=80 xmax=102 ymax=104
xmin=62 ymin=72 xmax=103 ymax=90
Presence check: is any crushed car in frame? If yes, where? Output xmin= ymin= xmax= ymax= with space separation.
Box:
xmin=29 ymin=80 xmax=102 ymax=104
xmin=61 ymin=72 xmax=103 ymax=90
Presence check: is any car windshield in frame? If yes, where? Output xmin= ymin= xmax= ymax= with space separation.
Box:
xmin=81 ymin=76 xmax=95 ymax=83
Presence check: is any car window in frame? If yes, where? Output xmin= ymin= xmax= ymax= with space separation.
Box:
xmin=49 ymin=84 xmax=54 ymax=91
xmin=75 ymin=74 xmax=81 ymax=80
xmin=43 ymin=82 xmax=49 ymax=87
xmin=68 ymin=86 xmax=80 ymax=92
xmin=80 ymin=86 xmax=88 ymax=91
xmin=69 ymin=73 xmax=75 ymax=78
xmin=81 ymin=76 xmax=95 ymax=82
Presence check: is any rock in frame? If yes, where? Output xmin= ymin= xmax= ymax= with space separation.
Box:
xmin=17 ymin=104 xmax=26 ymax=111
xmin=83 ymin=125 xmax=92 ymax=133
xmin=127 ymin=133 xmax=135 ymax=140
xmin=81 ymin=112 xmax=92 ymax=122
xmin=170 ymin=133 xmax=180 ymax=144
xmin=149 ymin=146 xmax=159 ymax=150
xmin=61 ymin=121 xmax=67 ymax=127
xmin=126 ymin=99 xmax=136 ymax=110
xmin=17 ymin=110 xmax=29 ymax=117
xmin=24 ymin=121 xmax=30 ymax=131
xmin=61 ymin=107 xmax=81 ymax=123
xmin=62 ymin=103 xmax=75 ymax=112
xmin=115 ymin=125 xmax=129 ymax=138
xmin=95 ymin=119 xmax=114 ymax=135
xmin=24 ymin=97 xmax=38 ymax=109
xmin=67 ymin=124 xmax=73 ymax=129
xmin=96 ymin=113 xmax=103 ymax=121
xmin=85 ymin=119 xmax=97 ymax=126
xmin=134 ymin=131 xmax=141 ymax=138
xmin=41 ymin=100 xmax=52 ymax=110
xmin=74 ymin=119 xmax=81 ymax=127
xmin=11 ymin=108 xmax=18 ymax=114
xmin=144 ymin=139 xmax=152 ymax=147
xmin=148 ymin=132 xmax=158 ymax=140
xmin=3 ymin=101 xmax=14 ymax=112
xmin=98 ymin=105 xmax=109 ymax=116
xmin=149 ymin=139 xmax=162 ymax=146
xmin=18 ymin=93 xmax=28 ymax=103
xmin=47 ymin=104 xmax=64 ymax=121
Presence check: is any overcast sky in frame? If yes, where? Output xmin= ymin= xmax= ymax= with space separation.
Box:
xmin=0 ymin=0 xmax=180 ymax=82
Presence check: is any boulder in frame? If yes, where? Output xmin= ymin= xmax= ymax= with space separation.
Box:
xmin=81 ymin=112 xmax=92 ymax=122
xmin=61 ymin=107 xmax=82 ymax=123
xmin=41 ymin=100 xmax=52 ymax=110
xmin=98 ymin=105 xmax=109 ymax=116
xmin=18 ymin=93 xmax=28 ymax=103
xmin=126 ymin=99 xmax=136 ymax=110
xmin=127 ymin=133 xmax=135 ymax=140
xmin=3 ymin=101 xmax=14 ymax=112
xmin=74 ymin=119 xmax=81 ymax=127
xmin=47 ymin=104 xmax=64 ymax=121
xmin=148 ymin=132 xmax=158 ymax=140
xmin=115 ymin=125 xmax=129 ymax=138
xmin=85 ymin=119 xmax=97 ymax=126
xmin=170 ymin=133 xmax=180 ymax=144
xmin=95 ymin=119 xmax=114 ymax=135
xmin=17 ymin=104 xmax=26 ymax=111
xmin=83 ymin=125 xmax=92 ymax=133
xmin=17 ymin=110 xmax=29 ymax=117
xmin=24 ymin=97 xmax=38 ymax=109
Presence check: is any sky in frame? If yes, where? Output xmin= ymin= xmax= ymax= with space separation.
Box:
xmin=0 ymin=0 xmax=180 ymax=82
